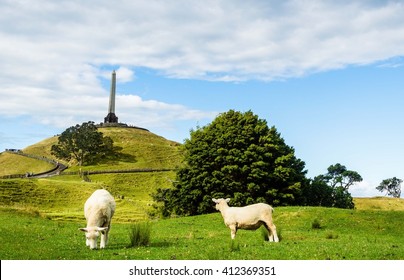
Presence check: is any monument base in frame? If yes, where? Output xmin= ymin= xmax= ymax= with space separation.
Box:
xmin=104 ymin=113 xmax=118 ymax=123
xmin=97 ymin=122 xmax=149 ymax=131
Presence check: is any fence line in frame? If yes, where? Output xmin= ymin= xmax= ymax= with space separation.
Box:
xmin=64 ymin=168 xmax=176 ymax=176
xmin=1 ymin=149 xmax=176 ymax=179
xmin=1 ymin=150 xmax=66 ymax=179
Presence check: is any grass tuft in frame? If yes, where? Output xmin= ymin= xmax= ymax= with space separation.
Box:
xmin=325 ymin=230 xmax=339 ymax=239
xmin=312 ymin=218 xmax=322 ymax=229
xmin=229 ymin=240 xmax=240 ymax=252
xmin=128 ymin=221 xmax=152 ymax=247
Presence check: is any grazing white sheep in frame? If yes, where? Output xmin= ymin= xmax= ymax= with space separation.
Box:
xmin=79 ymin=189 xmax=116 ymax=249
xmin=212 ymin=198 xmax=279 ymax=242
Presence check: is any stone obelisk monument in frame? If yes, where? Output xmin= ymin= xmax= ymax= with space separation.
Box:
xmin=104 ymin=70 xmax=118 ymax=123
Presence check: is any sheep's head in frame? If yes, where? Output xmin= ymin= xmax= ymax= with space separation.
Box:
xmin=212 ymin=198 xmax=230 ymax=211
xmin=79 ymin=226 xmax=108 ymax=249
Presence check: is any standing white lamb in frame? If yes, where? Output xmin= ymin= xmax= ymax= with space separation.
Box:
xmin=212 ymin=198 xmax=279 ymax=242
xmin=79 ymin=189 xmax=116 ymax=249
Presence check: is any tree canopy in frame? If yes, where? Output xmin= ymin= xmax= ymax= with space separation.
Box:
xmin=323 ymin=163 xmax=363 ymax=190
xmin=376 ymin=177 xmax=402 ymax=198
xmin=153 ymin=110 xmax=307 ymax=217
xmin=301 ymin=163 xmax=361 ymax=209
xmin=51 ymin=121 xmax=114 ymax=166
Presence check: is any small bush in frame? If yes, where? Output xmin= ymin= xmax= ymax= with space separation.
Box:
xmin=312 ymin=218 xmax=322 ymax=229
xmin=129 ymin=222 xmax=152 ymax=247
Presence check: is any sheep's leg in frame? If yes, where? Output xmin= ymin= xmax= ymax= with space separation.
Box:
xmin=100 ymin=222 xmax=111 ymax=249
xmin=100 ymin=226 xmax=110 ymax=249
xmin=100 ymin=232 xmax=107 ymax=248
xmin=269 ymin=224 xmax=279 ymax=242
xmin=229 ymin=225 xmax=237 ymax=239
xmin=263 ymin=223 xmax=273 ymax=241
xmin=268 ymin=228 xmax=274 ymax=242
xmin=264 ymin=222 xmax=279 ymax=242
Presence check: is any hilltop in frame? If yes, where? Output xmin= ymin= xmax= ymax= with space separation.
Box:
xmin=1 ymin=127 xmax=183 ymax=176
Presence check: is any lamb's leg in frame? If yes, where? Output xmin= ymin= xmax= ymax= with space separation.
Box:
xmin=100 ymin=227 xmax=109 ymax=248
xmin=100 ymin=232 xmax=107 ymax=248
xmin=264 ymin=222 xmax=279 ymax=242
xmin=268 ymin=227 xmax=274 ymax=242
xmin=100 ymin=222 xmax=111 ymax=248
xmin=229 ymin=225 xmax=237 ymax=239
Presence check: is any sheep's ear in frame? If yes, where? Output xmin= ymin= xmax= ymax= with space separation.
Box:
xmin=212 ymin=198 xmax=218 ymax=203
xmin=96 ymin=227 xmax=108 ymax=232
xmin=225 ymin=198 xmax=231 ymax=203
xmin=79 ymin=228 xmax=88 ymax=232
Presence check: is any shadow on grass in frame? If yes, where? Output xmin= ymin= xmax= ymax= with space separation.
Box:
xmin=106 ymin=240 xmax=172 ymax=250
xmin=87 ymin=146 xmax=138 ymax=166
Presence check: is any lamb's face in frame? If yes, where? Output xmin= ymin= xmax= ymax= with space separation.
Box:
xmin=85 ymin=230 xmax=100 ymax=249
xmin=212 ymin=198 xmax=230 ymax=211
xmin=214 ymin=200 xmax=223 ymax=211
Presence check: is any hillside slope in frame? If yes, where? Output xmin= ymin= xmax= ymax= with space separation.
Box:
xmin=0 ymin=127 xmax=183 ymax=220
xmin=0 ymin=152 xmax=55 ymax=177
xmin=1 ymin=127 xmax=183 ymax=175
xmin=353 ymin=197 xmax=404 ymax=211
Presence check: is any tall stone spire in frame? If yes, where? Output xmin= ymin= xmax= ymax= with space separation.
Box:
xmin=104 ymin=70 xmax=118 ymax=123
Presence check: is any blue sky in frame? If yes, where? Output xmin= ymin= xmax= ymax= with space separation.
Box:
xmin=1 ymin=0 xmax=404 ymax=197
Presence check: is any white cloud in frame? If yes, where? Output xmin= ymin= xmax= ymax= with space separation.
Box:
xmin=100 ymin=67 xmax=135 ymax=83
xmin=350 ymin=180 xmax=382 ymax=198
xmin=115 ymin=95 xmax=218 ymax=130
xmin=1 ymin=0 xmax=404 ymax=145
xmin=2 ymin=0 xmax=404 ymax=83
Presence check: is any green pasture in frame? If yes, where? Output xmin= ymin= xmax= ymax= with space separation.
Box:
xmin=1 ymin=203 xmax=403 ymax=260
xmin=1 ymin=175 xmax=404 ymax=260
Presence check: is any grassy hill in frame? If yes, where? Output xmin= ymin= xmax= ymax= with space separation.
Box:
xmin=0 ymin=126 xmax=182 ymax=176
xmin=0 ymin=152 xmax=55 ymax=177
xmin=10 ymin=127 xmax=183 ymax=171
xmin=353 ymin=196 xmax=404 ymax=211
xmin=0 ymin=127 xmax=182 ymax=220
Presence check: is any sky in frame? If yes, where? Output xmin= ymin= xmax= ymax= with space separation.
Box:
xmin=1 ymin=0 xmax=404 ymax=197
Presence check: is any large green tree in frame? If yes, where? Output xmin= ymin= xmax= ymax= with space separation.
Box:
xmin=153 ymin=110 xmax=307 ymax=216
xmin=51 ymin=121 xmax=114 ymax=166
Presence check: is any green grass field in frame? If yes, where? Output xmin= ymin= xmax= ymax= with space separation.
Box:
xmin=1 ymin=173 xmax=403 ymax=260
xmin=1 ymin=204 xmax=403 ymax=260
